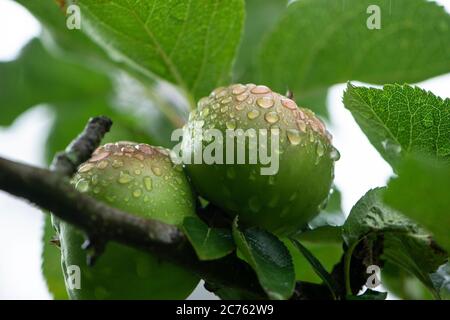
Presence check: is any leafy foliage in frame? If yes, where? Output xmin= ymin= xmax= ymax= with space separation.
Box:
xmin=0 ymin=39 xmax=111 ymax=126
xmin=72 ymin=0 xmax=245 ymax=103
xmin=182 ymin=217 xmax=235 ymax=260
xmin=290 ymin=239 xmax=338 ymax=299
xmin=344 ymin=84 xmax=450 ymax=170
xmin=343 ymin=188 xmax=447 ymax=298
xmin=259 ymin=0 xmax=450 ymax=112
xmin=232 ymin=218 xmax=295 ymax=300
xmin=382 ymin=262 xmax=434 ymax=300
xmin=233 ymin=0 xmax=288 ymax=83
xmin=385 ymin=156 xmax=450 ymax=254
xmin=1 ymin=0 xmax=448 ymax=300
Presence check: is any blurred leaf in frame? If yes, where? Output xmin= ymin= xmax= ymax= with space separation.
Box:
xmin=110 ymin=72 xmax=180 ymax=147
xmin=15 ymin=0 xmax=107 ymax=63
xmin=233 ymin=0 xmax=288 ymax=83
xmin=291 ymin=239 xmax=338 ymax=299
xmin=324 ymin=186 xmax=343 ymax=214
xmin=286 ymin=240 xmax=342 ymax=284
xmin=385 ymin=156 xmax=450 ymax=253
xmin=296 ymin=87 xmax=329 ymax=119
xmin=347 ymin=288 xmax=387 ymax=300
xmin=0 ymin=39 xmax=111 ymax=126
xmin=182 ymin=216 xmax=235 ymax=261
xmin=308 ymin=186 xmax=346 ymax=230
xmin=344 ymin=84 xmax=450 ymax=171
xmin=431 ymin=262 xmax=450 ymax=300
xmin=44 ymin=100 xmax=152 ymax=163
xmin=236 ymin=0 xmax=328 ymax=118
xmin=344 ymin=188 xmax=447 ymax=299
xmin=42 ymin=215 xmax=67 ymax=300
xmin=232 ymin=218 xmax=295 ymax=300
xmin=259 ymin=0 xmax=450 ymax=113
xmin=295 ymin=226 xmax=342 ymax=244
xmin=382 ymin=262 xmax=434 ymax=300
xmin=73 ymin=0 xmax=245 ymax=102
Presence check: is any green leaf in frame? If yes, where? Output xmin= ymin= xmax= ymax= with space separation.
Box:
xmin=290 ymin=239 xmax=338 ymax=299
xmin=286 ymin=239 xmax=342 ymax=284
xmin=182 ymin=216 xmax=235 ymax=261
xmin=431 ymin=262 xmax=450 ymax=300
xmin=295 ymin=88 xmax=329 ymax=119
xmin=384 ymin=156 xmax=450 ymax=254
xmin=16 ymin=0 xmax=107 ymax=63
xmin=343 ymin=83 xmax=450 ymax=170
xmin=233 ymin=0 xmax=288 ymax=83
xmin=347 ymin=289 xmax=387 ymax=300
xmin=295 ymin=226 xmax=343 ymax=244
xmin=259 ymin=0 xmax=450 ymax=110
xmin=42 ymin=215 xmax=67 ymax=300
xmin=232 ymin=218 xmax=295 ymax=300
xmin=0 ymin=38 xmax=112 ymax=126
xmin=343 ymin=188 xmax=447 ymax=299
xmin=204 ymin=283 xmax=262 ymax=300
xmin=73 ymin=0 xmax=245 ymax=102
xmin=382 ymin=262 xmax=434 ymax=300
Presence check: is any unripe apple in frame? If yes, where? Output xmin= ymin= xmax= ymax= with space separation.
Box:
xmin=181 ymin=84 xmax=339 ymax=236
xmin=58 ymin=142 xmax=199 ymax=299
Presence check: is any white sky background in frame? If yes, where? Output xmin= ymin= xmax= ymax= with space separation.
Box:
xmin=0 ymin=0 xmax=449 ymax=299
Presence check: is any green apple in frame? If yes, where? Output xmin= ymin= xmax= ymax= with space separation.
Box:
xmin=182 ymin=84 xmax=339 ymax=236
xmin=58 ymin=142 xmax=199 ymax=299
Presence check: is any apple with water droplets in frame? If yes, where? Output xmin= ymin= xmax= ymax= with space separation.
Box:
xmin=57 ymin=142 xmax=199 ymax=299
xmin=181 ymin=84 xmax=339 ymax=236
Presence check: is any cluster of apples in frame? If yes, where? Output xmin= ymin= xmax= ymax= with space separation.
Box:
xmin=57 ymin=84 xmax=339 ymax=299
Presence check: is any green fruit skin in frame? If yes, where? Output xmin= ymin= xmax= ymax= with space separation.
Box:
xmin=182 ymin=84 xmax=338 ymax=236
xmin=58 ymin=142 xmax=199 ymax=299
